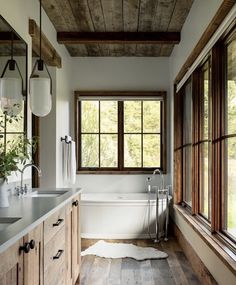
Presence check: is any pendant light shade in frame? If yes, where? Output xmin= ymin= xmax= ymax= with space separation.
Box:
xmin=0 ymin=77 xmax=22 ymax=115
xmin=29 ymin=77 xmax=51 ymax=117
xmin=29 ymin=0 xmax=52 ymax=117
xmin=0 ymin=32 xmax=24 ymax=116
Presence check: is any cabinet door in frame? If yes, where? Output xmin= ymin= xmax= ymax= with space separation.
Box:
xmin=72 ymin=194 xmax=81 ymax=284
xmin=23 ymin=223 xmax=43 ymax=285
xmin=0 ymin=238 xmax=24 ymax=285
xmin=65 ymin=204 xmax=73 ymax=285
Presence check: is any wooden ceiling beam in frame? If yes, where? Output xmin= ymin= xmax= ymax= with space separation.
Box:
xmin=0 ymin=32 xmax=22 ymax=44
xmin=29 ymin=19 xmax=61 ymax=68
xmin=57 ymin=31 xmax=180 ymax=45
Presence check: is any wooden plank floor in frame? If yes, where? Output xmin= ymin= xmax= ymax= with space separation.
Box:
xmin=77 ymin=238 xmax=201 ymax=285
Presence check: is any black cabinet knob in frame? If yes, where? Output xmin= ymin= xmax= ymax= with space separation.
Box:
xmin=72 ymin=200 xmax=78 ymax=207
xmin=20 ymin=243 xmax=30 ymax=254
xmin=29 ymin=239 xmax=35 ymax=249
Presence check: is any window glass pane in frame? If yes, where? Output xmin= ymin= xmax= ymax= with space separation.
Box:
xmin=183 ymin=145 xmax=192 ymax=206
xmin=100 ymin=135 xmax=117 ymax=167
xmin=143 ymin=101 xmax=161 ymax=133
xmin=224 ymin=138 xmax=236 ymax=238
xmin=143 ymin=134 xmax=160 ymax=167
xmin=0 ymin=135 xmax=4 ymax=150
xmin=199 ymin=61 xmax=211 ymax=220
xmin=0 ymin=109 xmax=5 ymax=133
xmin=200 ymin=142 xmax=210 ymax=219
xmin=81 ymin=101 xmax=99 ymax=133
xmin=226 ymin=38 xmax=236 ymax=135
xmin=6 ymin=106 xmax=24 ymax=133
xmin=124 ymin=101 xmax=141 ymax=133
xmin=224 ymin=37 xmax=236 ymax=238
xmin=203 ymin=67 xmax=209 ymax=139
xmin=183 ymin=80 xmax=192 ymax=206
xmin=100 ymin=101 xmax=117 ymax=133
xmin=183 ymin=81 xmax=192 ymax=144
xmin=5 ymin=134 xmax=24 ymax=152
xmin=81 ymin=134 xmax=99 ymax=167
xmin=124 ymin=134 xmax=141 ymax=167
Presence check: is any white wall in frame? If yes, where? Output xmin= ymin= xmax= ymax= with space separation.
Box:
xmin=70 ymin=57 xmax=171 ymax=193
xmin=39 ymin=66 xmax=57 ymax=188
xmin=1 ymin=1 xmax=235 ymax=282
xmin=0 ymin=0 xmax=73 ymax=188
xmin=169 ymin=1 xmax=236 ymax=284
xmin=170 ymin=0 xmax=224 ymax=81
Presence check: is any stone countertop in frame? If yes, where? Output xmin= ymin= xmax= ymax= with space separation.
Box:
xmin=0 ymin=188 xmax=82 ymax=254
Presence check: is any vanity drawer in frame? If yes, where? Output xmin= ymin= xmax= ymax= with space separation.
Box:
xmin=44 ymin=207 xmax=65 ymax=244
xmin=44 ymin=226 xmax=65 ymax=285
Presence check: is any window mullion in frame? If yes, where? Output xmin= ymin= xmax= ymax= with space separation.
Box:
xmin=118 ymin=101 xmax=124 ymax=170
xmin=98 ymin=101 xmax=101 ymax=168
xmin=141 ymin=101 xmax=143 ymax=168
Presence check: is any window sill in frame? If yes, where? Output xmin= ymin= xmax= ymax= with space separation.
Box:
xmin=77 ymin=170 xmax=160 ymax=175
xmin=174 ymin=204 xmax=236 ymax=276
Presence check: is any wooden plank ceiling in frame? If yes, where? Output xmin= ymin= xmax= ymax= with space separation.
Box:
xmin=42 ymin=0 xmax=194 ymax=57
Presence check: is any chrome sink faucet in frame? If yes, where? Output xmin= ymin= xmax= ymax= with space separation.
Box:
xmin=20 ymin=164 xmax=42 ymax=194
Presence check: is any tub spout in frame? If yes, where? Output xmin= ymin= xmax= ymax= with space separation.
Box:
xmin=152 ymin=168 xmax=164 ymax=190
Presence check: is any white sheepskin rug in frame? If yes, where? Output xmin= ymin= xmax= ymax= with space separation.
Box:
xmin=81 ymin=240 xmax=168 ymax=260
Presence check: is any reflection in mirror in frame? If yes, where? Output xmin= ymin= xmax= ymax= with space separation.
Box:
xmin=0 ymin=15 xmax=27 ymax=154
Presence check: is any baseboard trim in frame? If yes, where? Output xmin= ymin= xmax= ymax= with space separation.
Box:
xmin=81 ymin=233 xmax=154 ymax=239
xmin=173 ymin=223 xmax=217 ymax=285
xmin=81 ymin=231 xmax=165 ymax=239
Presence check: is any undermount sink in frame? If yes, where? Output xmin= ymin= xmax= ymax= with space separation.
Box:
xmin=25 ymin=190 xmax=68 ymax=198
xmin=0 ymin=217 xmax=22 ymax=231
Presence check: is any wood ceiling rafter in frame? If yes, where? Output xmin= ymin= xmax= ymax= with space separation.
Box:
xmin=42 ymin=0 xmax=194 ymax=57
xmin=57 ymin=31 xmax=180 ymax=45
xmin=0 ymin=32 xmax=22 ymax=44
xmin=29 ymin=19 xmax=61 ymax=68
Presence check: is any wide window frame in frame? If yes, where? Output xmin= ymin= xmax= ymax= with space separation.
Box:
xmin=220 ymin=27 xmax=236 ymax=243
xmin=75 ymin=91 xmax=167 ymax=174
xmin=174 ymin=23 xmax=236 ymax=253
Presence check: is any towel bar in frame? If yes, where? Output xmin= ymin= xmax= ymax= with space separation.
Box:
xmin=61 ymin=136 xmax=71 ymax=144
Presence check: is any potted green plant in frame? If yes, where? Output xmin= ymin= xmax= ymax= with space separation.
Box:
xmin=0 ymin=114 xmax=37 ymax=207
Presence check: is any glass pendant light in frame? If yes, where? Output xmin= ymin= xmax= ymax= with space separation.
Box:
xmin=29 ymin=0 xmax=52 ymax=117
xmin=0 ymin=33 xmax=23 ymax=116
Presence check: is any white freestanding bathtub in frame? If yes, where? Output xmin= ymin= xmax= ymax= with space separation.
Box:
xmin=81 ymin=193 xmax=172 ymax=239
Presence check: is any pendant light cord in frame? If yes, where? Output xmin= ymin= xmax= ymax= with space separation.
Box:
xmin=11 ymin=31 xmax=13 ymax=60
xmin=39 ymin=0 xmax=42 ymax=60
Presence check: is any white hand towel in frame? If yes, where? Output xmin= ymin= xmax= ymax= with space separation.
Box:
xmin=62 ymin=141 xmax=69 ymax=184
xmin=68 ymin=141 xmax=76 ymax=184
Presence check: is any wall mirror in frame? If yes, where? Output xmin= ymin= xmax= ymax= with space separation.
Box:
xmin=0 ymin=15 xmax=27 ymax=152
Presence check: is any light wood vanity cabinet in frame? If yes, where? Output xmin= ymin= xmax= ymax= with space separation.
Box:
xmin=0 ymin=238 xmax=24 ymax=285
xmin=65 ymin=195 xmax=81 ymax=285
xmin=0 ymin=223 xmax=43 ymax=285
xmin=44 ymin=207 xmax=66 ymax=285
xmin=23 ymin=224 xmax=44 ymax=285
xmin=0 ymin=194 xmax=81 ymax=285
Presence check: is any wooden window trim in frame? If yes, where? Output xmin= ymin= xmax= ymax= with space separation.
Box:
xmin=197 ymin=58 xmax=212 ymax=224
xmin=174 ymin=20 xmax=236 ymax=260
xmin=75 ymin=91 xmax=167 ymax=174
xmin=220 ymin=27 xmax=236 ymax=244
